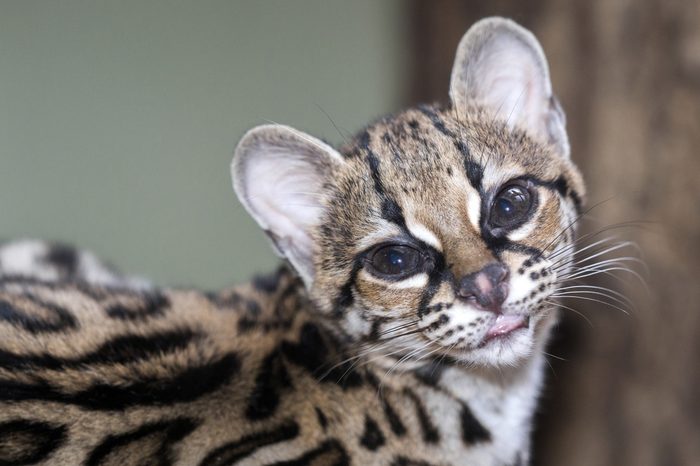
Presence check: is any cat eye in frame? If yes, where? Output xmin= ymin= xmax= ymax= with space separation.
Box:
xmin=367 ymin=244 xmax=423 ymax=279
xmin=488 ymin=182 xmax=536 ymax=231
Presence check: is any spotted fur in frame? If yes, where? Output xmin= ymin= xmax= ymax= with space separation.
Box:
xmin=0 ymin=18 xmax=584 ymax=465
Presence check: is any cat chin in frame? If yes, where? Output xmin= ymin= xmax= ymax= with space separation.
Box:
xmin=461 ymin=330 xmax=535 ymax=367
xmin=457 ymin=310 xmax=559 ymax=367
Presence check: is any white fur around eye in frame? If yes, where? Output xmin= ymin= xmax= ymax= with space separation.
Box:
xmin=359 ymin=269 xmax=428 ymax=289
xmin=507 ymin=221 xmax=537 ymax=242
xmin=466 ymin=191 xmax=481 ymax=230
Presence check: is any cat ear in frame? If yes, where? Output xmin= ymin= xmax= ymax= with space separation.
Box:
xmin=232 ymin=124 xmax=344 ymax=286
xmin=449 ymin=17 xmax=569 ymax=157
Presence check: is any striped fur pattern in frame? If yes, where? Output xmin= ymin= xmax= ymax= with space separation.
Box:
xmin=0 ymin=18 xmax=584 ymax=466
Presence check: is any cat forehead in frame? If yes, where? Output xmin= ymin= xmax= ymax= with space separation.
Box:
xmin=338 ymin=105 xmax=571 ymax=196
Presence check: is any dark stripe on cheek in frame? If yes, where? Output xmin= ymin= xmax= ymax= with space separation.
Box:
xmin=333 ymin=259 xmax=362 ymax=318
xmin=417 ymin=260 xmax=447 ymax=319
xmin=359 ymin=415 xmax=386 ymax=450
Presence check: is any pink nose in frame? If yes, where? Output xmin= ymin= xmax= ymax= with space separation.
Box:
xmin=457 ymin=263 xmax=509 ymax=313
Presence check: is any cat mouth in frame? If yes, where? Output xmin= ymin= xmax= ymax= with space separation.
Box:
xmin=482 ymin=314 xmax=530 ymax=344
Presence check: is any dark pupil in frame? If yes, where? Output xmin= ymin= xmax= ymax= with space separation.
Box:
xmin=372 ymin=246 xmax=419 ymax=276
xmin=491 ymin=185 xmax=531 ymax=227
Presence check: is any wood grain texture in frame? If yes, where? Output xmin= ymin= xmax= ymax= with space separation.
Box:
xmin=408 ymin=1 xmax=700 ymax=464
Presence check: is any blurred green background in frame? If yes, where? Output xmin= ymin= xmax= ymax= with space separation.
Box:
xmin=0 ymin=0 xmax=409 ymax=288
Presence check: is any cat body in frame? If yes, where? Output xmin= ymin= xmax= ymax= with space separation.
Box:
xmin=0 ymin=18 xmax=584 ymax=465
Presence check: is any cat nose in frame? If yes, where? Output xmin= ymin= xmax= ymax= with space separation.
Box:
xmin=457 ymin=263 xmax=509 ymax=313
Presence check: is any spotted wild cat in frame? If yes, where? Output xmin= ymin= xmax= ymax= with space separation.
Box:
xmin=0 ymin=17 xmax=585 ymax=465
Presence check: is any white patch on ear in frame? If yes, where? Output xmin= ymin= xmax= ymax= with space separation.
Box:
xmin=449 ymin=17 xmax=569 ymax=156
xmin=232 ymin=124 xmax=344 ymax=286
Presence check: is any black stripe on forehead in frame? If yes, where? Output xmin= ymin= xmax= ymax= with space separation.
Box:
xmin=366 ymin=149 xmax=408 ymax=231
xmin=417 ymin=105 xmax=484 ymax=192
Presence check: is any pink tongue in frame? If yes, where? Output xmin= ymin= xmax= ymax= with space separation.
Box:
xmin=486 ymin=315 xmax=526 ymax=338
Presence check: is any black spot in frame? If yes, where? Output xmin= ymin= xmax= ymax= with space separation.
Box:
xmin=0 ymin=296 xmax=77 ymax=333
xmin=359 ymin=415 xmax=385 ymax=451
xmin=106 ymin=293 xmax=170 ymax=321
xmin=460 ymin=403 xmax=491 ymax=445
xmin=530 ymin=272 xmax=540 ymax=280
xmin=413 ymin=361 xmax=445 ymax=387
xmin=44 ymin=244 xmax=78 ymax=276
xmin=86 ymin=418 xmax=197 ymax=466
xmin=245 ymin=350 xmax=293 ymax=420
xmin=0 ymin=328 xmax=198 ymax=371
xmin=0 ymin=420 xmax=67 ymax=465
xmin=252 ymin=269 xmax=283 ymax=293
xmin=199 ymin=421 xmax=299 ymax=466
xmin=0 ymin=353 xmax=240 ymax=410
xmin=282 ymin=323 xmax=362 ymax=389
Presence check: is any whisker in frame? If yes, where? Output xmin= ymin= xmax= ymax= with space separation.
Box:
xmin=548 ymin=294 xmax=630 ymax=316
xmin=315 ymin=103 xmax=350 ymax=146
xmin=544 ymin=299 xmax=594 ymax=328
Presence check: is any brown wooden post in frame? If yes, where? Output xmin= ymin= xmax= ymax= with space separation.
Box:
xmin=408 ymin=1 xmax=700 ymax=464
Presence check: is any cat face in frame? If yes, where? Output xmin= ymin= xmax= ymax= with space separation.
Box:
xmin=233 ymin=17 xmax=584 ymax=367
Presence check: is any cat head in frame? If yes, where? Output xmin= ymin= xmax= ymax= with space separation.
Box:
xmin=232 ymin=17 xmax=584 ymax=367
